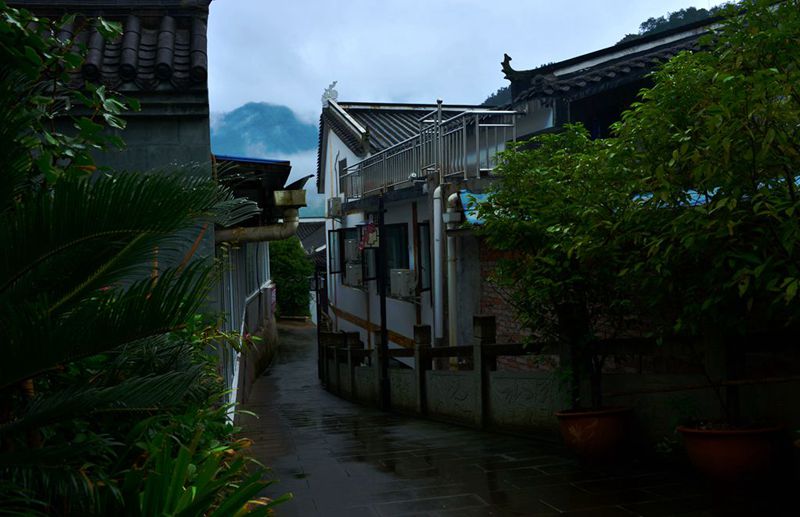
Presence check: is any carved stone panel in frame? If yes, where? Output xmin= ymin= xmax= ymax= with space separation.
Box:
xmin=489 ymin=372 xmax=564 ymax=432
xmin=389 ymin=369 xmax=417 ymax=414
xmin=353 ymin=367 xmax=377 ymax=404
xmin=425 ymin=371 xmax=479 ymax=425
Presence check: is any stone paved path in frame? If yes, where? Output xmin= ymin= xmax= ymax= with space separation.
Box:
xmin=239 ymin=321 xmax=794 ymax=516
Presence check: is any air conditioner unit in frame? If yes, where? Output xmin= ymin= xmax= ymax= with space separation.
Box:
xmin=344 ymin=238 xmax=360 ymax=263
xmin=326 ymin=197 xmax=342 ymax=218
xmin=345 ymin=263 xmax=363 ymax=287
xmin=390 ymin=269 xmax=415 ymax=298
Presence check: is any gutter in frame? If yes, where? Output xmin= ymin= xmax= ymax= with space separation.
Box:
xmin=215 ymin=189 xmax=306 ymax=243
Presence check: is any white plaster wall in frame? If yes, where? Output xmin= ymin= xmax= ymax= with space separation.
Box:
xmin=515 ymin=100 xmax=555 ymax=137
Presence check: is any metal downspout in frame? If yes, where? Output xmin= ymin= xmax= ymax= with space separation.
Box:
xmin=445 ymin=192 xmax=461 ymax=348
xmin=215 ymin=208 xmax=300 ymax=243
xmin=432 ymin=186 xmax=444 ymax=343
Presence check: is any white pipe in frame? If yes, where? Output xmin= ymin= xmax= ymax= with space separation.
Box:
xmin=215 ymin=208 xmax=300 ymax=243
xmin=432 ymin=186 xmax=444 ymax=341
xmin=446 ymin=192 xmax=460 ymax=348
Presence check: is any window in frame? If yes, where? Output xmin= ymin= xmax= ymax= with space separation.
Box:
xmin=363 ymin=248 xmax=377 ymax=281
xmin=341 ymin=228 xmax=362 ymax=287
xmin=328 ymin=230 xmax=341 ymax=274
xmin=383 ymin=224 xmax=409 ymax=276
xmin=418 ymin=222 xmax=431 ymax=292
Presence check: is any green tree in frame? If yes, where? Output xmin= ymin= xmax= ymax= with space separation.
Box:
xmin=615 ymin=0 xmax=800 ymax=339
xmin=477 ymin=126 xmax=643 ymax=409
xmin=618 ymin=5 xmax=723 ymax=44
xmin=270 ymin=237 xmax=314 ymax=317
xmin=480 ymin=0 xmax=800 ymax=419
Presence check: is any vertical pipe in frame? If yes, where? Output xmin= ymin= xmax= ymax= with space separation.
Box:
xmin=446 ymin=193 xmax=460 ymax=349
xmin=377 ymin=194 xmax=390 ymax=409
xmin=462 ymin=117 xmax=468 ymax=180
xmin=432 ymin=186 xmax=444 ymax=342
xmin=436 ymin=99 xmax=443 ymax=186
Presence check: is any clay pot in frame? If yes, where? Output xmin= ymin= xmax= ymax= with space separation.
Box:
xmin=678 ymin=425 xmax=784 ymax=483
xmin=555 ymin=407 xmax=633 ymax=462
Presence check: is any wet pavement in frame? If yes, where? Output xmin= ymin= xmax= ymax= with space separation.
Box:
xmin=240 ymin=321 xmax=794 ymax=516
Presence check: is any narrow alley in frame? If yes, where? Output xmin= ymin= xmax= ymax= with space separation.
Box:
xmin=239 ymin=322 xmax=791 ymax=517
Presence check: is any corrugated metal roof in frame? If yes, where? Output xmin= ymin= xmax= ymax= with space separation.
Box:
xmin=316 ymin=101 xmax=481 ymax=193
xmin=334 ymin=102 xmax=481 ymax=153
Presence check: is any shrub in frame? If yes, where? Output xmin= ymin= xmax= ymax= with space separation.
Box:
xmin=269 ymin=237 xmax=314 ymax=317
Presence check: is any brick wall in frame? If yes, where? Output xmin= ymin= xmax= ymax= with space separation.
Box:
xmin=478 ymin=241 xmax=531 ymax=344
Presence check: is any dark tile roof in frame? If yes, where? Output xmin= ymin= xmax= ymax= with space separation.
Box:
xmin=11 ymin=1 xmax=209 ymax=93
xmin=508 ymin=35 xmax=702 ymax=103
xmin=296 ymin=221 xmax=325 ymax=252
xmin=502 ymin=15 xmax=715 ymax=105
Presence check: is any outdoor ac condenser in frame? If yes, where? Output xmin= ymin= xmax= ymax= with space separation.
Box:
xmin=389 ymin=269 xmax=414 ymax=298
xmin=345 ymin=263 xmax=363 ymax=287
xmin=344 ymin=239 xmax=360 ymax=263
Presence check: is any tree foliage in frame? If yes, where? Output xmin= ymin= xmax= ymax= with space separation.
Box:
xmin=270 ymin=237 xmax=314 ymax=317
xmin=618 ymin=5 xmax=723 ymax=44
xmin=479 ymin=0 xmax=800 ymax=410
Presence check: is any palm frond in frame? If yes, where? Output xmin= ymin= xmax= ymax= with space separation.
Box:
xmin=0 ymin=368 xmax=203 ymax=436
xmin=0 ymin=261 xmax=214 ymax=388
xmin=0 ymin=172 xmax=232 ymax=302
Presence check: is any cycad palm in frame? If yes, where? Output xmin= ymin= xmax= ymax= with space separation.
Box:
xmin=0 ymin=4 xmax=259 ymax=511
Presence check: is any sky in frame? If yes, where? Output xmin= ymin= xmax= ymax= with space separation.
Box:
xmin=207 ymin=0 xmax=722 ymax=124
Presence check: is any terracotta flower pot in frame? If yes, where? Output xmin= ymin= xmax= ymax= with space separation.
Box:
xmin=678 ymin=425 xmax=784 ymax=483
xmin=555 ymin=407 xmax=633 ymax=462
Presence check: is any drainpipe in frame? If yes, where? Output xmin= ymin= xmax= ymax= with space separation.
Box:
xmin=444 ymin=192 xmax=462 ymax=348
xmin=432 ymin=186 xmax=444 ymax=343
xmin=215 ymin=189 xmax=305 ymax=243
xmin=215 ymin=208 xmax=300 ymax=243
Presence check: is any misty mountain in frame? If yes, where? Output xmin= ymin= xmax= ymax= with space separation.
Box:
xmin=211 ymin=102 xmax=318 ymax=158
xmin=210 ymin=102 xmax=324 ymax=217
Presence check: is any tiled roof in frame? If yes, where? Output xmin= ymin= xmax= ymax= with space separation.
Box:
xmin=509 ymin=36 xmax=701 ymax=103
xmin=502 ymin=16 xmax=716 ymax=104
xmin=11 ymin=1 xmax=209 ymax=93
xmin=297 ymin=221 xmax=325 ymax=251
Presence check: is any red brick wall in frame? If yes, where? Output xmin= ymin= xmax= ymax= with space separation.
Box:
xmin=478 ymin=241 xmax=531 ymax=345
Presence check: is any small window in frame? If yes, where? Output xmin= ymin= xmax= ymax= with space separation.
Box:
xmin=328 ymin=230 xmax=341 ymax=274
xmin=342 ymin=227 xmax=361 ymax=287
xmin=362 ymin=248 xmax=377 ymax=281
xmin=418 ymin=222 xmax=431 ymax=292
xmin=383 ymin=224 xmax=409 ymax=278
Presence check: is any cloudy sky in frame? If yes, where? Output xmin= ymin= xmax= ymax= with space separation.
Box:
xmin=207 ymin=0 xmax=721 ymax=124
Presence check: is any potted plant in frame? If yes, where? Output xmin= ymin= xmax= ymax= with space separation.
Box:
xmin=478 ymin=125 xmax=643 ymax=462
xmin=611 ymin=0 xmax=800 ymax=482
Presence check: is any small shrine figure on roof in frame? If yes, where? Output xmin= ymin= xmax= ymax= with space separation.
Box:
xmin=321 ymin=81 xmax=338 ymax=107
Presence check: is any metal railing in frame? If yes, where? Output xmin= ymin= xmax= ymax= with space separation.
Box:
xmin=340 ymin=108 xmax=517 ymax=200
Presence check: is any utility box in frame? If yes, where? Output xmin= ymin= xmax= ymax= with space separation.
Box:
xmin=326 ymin=197 xmax=342 ymax=218
xmin=344 ymin=239 xmax=361 ymax=263
xmin=345 ymin=263 xmax=363 ymax=287
xmin=390 ymin=269 xmax=415 ymax=298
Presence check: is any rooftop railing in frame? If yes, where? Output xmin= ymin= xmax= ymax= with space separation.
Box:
xmin=340 ymin=108 xmax=517 ymax=201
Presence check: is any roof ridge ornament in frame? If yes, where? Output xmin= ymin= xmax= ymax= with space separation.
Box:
xmin=322 ymin=81 xmax=338 ymax=107
xmin=501 ymin=53 xmax=522 ymax=81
